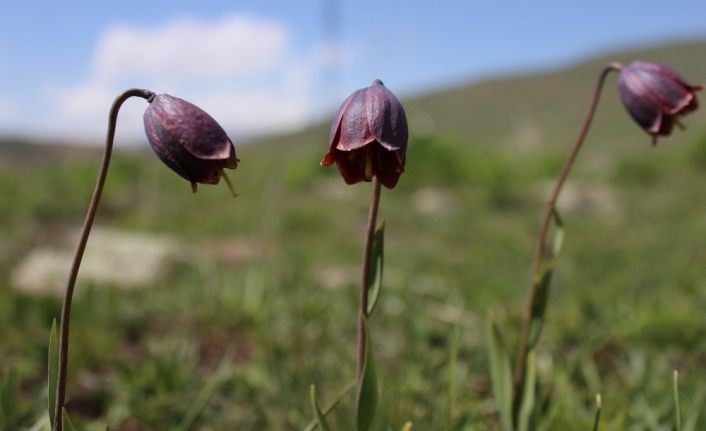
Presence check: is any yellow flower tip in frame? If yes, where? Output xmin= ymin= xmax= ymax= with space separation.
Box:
xmin=364 ymin=150 xmax=373 ymax=181
xmin=219 ymin=169 xmax=239 ymax=198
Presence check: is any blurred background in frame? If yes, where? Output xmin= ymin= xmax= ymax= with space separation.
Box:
xmin=2 ymin=1 xmax=706 ymax=429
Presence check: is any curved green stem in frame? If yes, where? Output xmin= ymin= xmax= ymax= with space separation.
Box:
xmin=53 ymin=88 xmax=154 ymax=431
xmin=512 ymin=63 xmax=622 ymax=423
xmin=356 ymin=178 xmax=382 ymax=383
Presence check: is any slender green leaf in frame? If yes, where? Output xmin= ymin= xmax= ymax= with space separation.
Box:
xmin=528 ymin=208 xmax=565 ymax=350
xmin=370 ymin=406 xmax=389 ymax=431
xmin=400 ymin=422 xmax=413 ymax=431
xmin=356 ymin=318 xmax=378 ymax=431
xmin=674 ymin=370 xmax=682 ymax=431
xmin=684 ymin=385 xmax=705 ymax=431
xmin=485 ymin=314 xmax=513 ymax=431
xmin=177 ymin=361 xmax=232 ymax=431
xmin=518 ymin=351 xmax=537 ymax=431
xmin=48 ymin=319 xmax=59 ymax=429
xmin=303 ymin=382 xmax=355 ymax=431
xmin=444 ymin=326 xmax=461 ymax=431
xmin=62 ymin=409 xmax=77 ymax=431
xmin=366 ymin=221 xmax=385 ymax=316
xmin=592 ymin=394 xmax=602 ymax=431
xmin=27 ymin=415 xmax=50 ymax=431
xmin=0 ymin=368 xmax=19 ymax=429
xmin=309 ymin=385 xmax=333 ymax=431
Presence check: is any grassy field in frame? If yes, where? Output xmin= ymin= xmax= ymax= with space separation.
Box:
xmin=2 ymin=41 xmax=706 ymax=430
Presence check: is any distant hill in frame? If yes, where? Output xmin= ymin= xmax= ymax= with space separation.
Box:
xmin=261 ymin=40 xmax=706 ymax=163
xmin=0 ymin=137 xmax=104 ymax=171
xmin=2 ymin=40 xmax=705 ymax=162
xmin=402 ymin=40 xmax=706 ymax=153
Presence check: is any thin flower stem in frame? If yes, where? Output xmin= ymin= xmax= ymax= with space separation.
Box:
xmin=53 ymin=88 xmax=154 ymax=431
xmin=356 ymin=178 xmax=382 ymax=383
xmin=512 ymin=63 xmax=622 ymax=422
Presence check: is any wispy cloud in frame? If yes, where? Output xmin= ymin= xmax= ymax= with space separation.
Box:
xmin=0 ymin=97 xmax=16 ymax=124
xmin=46 ymin=14 xmax=341 ymax=143
xmin=93 ymin=15 xmax=288 ymax=82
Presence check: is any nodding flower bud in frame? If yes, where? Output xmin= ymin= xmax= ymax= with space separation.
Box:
xmin=144 ymin=94 xmax=239 ymax=195
xmin=321 ymin=79 xmax=408 ymax=188
xmin=617 ymin=61 xmax=702 ymax=146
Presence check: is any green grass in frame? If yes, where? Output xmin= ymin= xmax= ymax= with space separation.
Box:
xmin=2 ymin=41 xmax=706 ymax=429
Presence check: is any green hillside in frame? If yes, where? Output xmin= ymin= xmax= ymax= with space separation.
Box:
xmin=266 ymin=40 xmax=706 ymax=171
xmin=1 ymin=40 xmax=706 ymax=429
xmin=404 ymin=40 xmax=706 ymax=150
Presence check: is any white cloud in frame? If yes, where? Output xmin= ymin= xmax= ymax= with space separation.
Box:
xmin=45 ymin=14 xmax=340 ymax=143
xmin=0 ymin=97 xmax=15 ymax=121
xmin=93 ymin=15 xmax=287 ymax=83
xmin=309 ymin=40 xmax=348 ymax=70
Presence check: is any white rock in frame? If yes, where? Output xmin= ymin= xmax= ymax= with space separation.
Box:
xmin=11 ymin=227 xmax=185 ymax=296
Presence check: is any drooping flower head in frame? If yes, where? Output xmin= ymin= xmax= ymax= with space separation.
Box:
xmin=144 ymin=94 xmax=238 ymax=194
xmin=321 ymin=79 xmax=408 ymax=188
xmin=617 ymin=61 xmax=702 ymax=146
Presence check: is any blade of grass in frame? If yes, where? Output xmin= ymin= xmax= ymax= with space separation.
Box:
xmin=309 ymin=385 xmax=333 ymax=431
xmin=486 ymin=313 xmax=513 ymax=431
xmin=62 ymin=409 xmax=77 ymax=431
xmin=518 ymin=351 xmax=537 ymax=431
xmin=684 ymin=385 xmax=705 ymax=431
xmin=0 ymin=368 xmax=19 ymax=429
xmin=356 ymin=318 xmax=379 ymax=431
xmin=674 ymin=370 xmax=681 ymax=431
xmin=176 ymin=361 xmax=232 ymax=431
xmin=528 ymin=208 xmax=564 ymax=350
xmin=48 ymin=319 xmax=59 ymax=429
xmin=444 ymin=325 xmax=461 ymax=431
xmin=303 ymin=382 xmax=355 ymax=431
xmin=366 ymin=221 xmax=385 ymax=316
xmin=592 ymin=394 xmax=602 ymax=431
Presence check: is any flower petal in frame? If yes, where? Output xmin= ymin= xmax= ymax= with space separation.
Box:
xmin=149 ymin=94 xmax=235 ymax=161
xmin=618 ymin=69 xmax=664 ymax=134
xmin=366 ymin=82 xmax=408 ymax=152
xmin=374 ymin=145 xmax=405 ymax=188
xmin=631 ymin=66 xmax=693 ymax=114
xmin=334 ymin=148 xmax=367 ymax=185
xmin=337 ymin=89 xmax=375 ymax=151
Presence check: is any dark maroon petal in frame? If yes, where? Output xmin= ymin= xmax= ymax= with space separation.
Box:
xmin=149 ymin=94 xmax=236 ymax=161
xmin=618 ymin=69 xmax=664 ymax=134
xmin=337 ymin=88 xmax=375 ymax=151
xmin=373 ymin=145 xmax=405 ymax=189
xmin=685 ymin=94 xmax=699 ymax=113
xmin=328 ymin=90 xmax=357 ymax=146
xmin=628 ymin=65 xmax=692 ymax=114
xmin=676 ymin=88 xmax=700 ymax=117
xmin=144 ymin=100 xmax=222 ymax=184
xmin=366 ymin=82 xmax=408 ymax=153
xmin=365 ymin=84 xmax=392 ymax=146
xmin=144 ymin=111 xmax=193 ymax=181
xmin=143 ymin=93 xmax=239 ymax=190
xmin=656 ymin=115 xmax=675 ymax=136
xmin=618 ymin=61 xmax=702 ymax=143
xmin=334 ymin=148 xmax=366 ymax=185
xmin=219 ymin=144 xmax=238 ymax=169
xmin=322 ymin=93 xmax=354 ymax=166
xmin=322 ymin=79 xmax=408 ymax=186
xmin=320 ymin=148 xmax=337 ymax=166
xmin=630 ymin=61 xmax=691 ymax=90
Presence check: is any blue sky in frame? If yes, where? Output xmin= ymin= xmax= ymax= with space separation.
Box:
xmin=1 ymin=0 xmax=705 ymax=143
